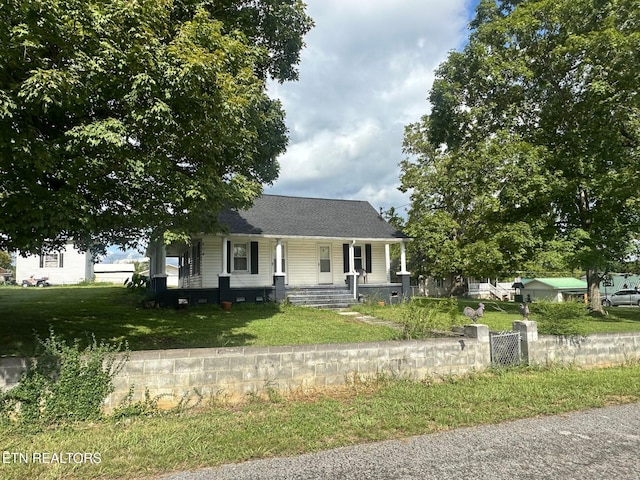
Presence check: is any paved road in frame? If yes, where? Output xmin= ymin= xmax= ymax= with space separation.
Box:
xmin=159 ymin=403 xmax=640 ymax=480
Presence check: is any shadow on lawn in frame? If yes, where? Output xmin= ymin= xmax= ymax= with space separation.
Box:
xmin=0 ymin=286 xmax=279 ymax=356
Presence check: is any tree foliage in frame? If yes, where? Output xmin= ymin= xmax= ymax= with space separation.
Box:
xmin=401 ymin=0 xmax=640 ymax=309
xmin=0 ymin=0 xmax=313 ymax=254
xmin=0 ymin=250 xmax=12 ymax=271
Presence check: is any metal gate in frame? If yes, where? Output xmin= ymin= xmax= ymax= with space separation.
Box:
xmin=490 ymin=331 xmax=522 ymax=367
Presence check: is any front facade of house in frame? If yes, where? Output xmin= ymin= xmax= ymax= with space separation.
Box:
xmin=15 ymin=241 xmax=94 ymax=285
xmin=152 ymin=195 xmax=411 ymax=306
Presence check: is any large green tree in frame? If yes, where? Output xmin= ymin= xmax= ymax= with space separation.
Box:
xmin=401 ymin=0 xmax=640 ymax=310
xmin=0 ymin=0 xmax=313 ymax=254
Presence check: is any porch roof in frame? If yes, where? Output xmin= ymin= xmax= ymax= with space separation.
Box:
xmin=218 ymin=195 xmax=408 ymax=240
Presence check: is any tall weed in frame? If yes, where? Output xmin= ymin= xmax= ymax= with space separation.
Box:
xmin=401 ymin=298 xmax=459 ymax=339
xmin=0 ymin=329 xmax=128 ymax=425
xmin=529 ymin=302 xmax=588 ymax=336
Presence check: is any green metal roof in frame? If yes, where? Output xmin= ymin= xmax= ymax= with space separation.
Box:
xmin=522 ymin=277 xmax=587 ymax=289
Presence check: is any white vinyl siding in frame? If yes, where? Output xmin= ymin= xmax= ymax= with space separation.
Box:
xmin=15 ymin=242 xmax=94 ymax=285
xmin=366 ymin=243 xmax=389 ymax=284
xmin=286 ymin=241 xmax=320 ymax=286
xmin=193 ymin=235 xmax=398 ymax=288
xmin=201 ymin=236 xmax=222 ymax=288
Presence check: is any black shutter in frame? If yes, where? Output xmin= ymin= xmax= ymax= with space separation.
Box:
xmin=227 ymin=241 xmax=231 ymax=273
xmin=365 ymin=244 xmax=372 ymax=273
xmin=250 ymin=241 xmax=259 ymax=274
xmin=343 ymin=244 xmax=350 ymax=273
xmin=59 ymin=253 xmax=64 ymax=268
xmin=39 ymin=255 xmax=44 ymax=268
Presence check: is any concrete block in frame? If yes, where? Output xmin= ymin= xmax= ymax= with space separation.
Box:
xmin=188 ymin=371 xmax=217 ymax=386
xmin=143 ymin=359 xmax=175 ymax=375
xmin=227 ymin=355 xmax=257 ymax=370
xmin=464 ymin=324 xmax=490 ymax=342
xmin=513 ymin=320 xmax=538 ymax=342
xmin=203 ymin=356 xmax=230 ymax=371
xmin=314 ymin=362 xmax=337 ymax=377
xmin=291 ymin=365 xmax=315 ymax=379
xmin=174 ymin=358 xmax=204 ymax=373
xmin=255 ymin=354 xmax=283 ymax=368
xmin=147 ymin=373 xmax=190 ymax=388
xmin=216 ymin=370 xmax=245 ymax=384
xmin=121 ymin=360 xmax=144 ymax=375
xmin=303 ymin=350 xmax=328 ymax=366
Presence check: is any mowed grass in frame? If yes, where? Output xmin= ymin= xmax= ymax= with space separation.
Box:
xmin=1 ymin=364 xmax=640 ymax=480
xmin=352 ymin=297 xmax=640 ymax=334
xmin=0 ymin=286 xmax=398 ymax=357
xmin=5 ymin=286 xmax=640 ymax=357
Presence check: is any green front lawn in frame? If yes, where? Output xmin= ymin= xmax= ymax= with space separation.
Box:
xmin=4 ymin=285 xmax=640 ymax=357
xmin=0 ymin=286 xmax=398 ymax=357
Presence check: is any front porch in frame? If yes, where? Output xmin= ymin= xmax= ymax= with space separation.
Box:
xmin=154 ymin=276 xmax=411 ymax=309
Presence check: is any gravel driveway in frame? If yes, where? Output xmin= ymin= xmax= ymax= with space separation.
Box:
xmin=159 ymin=403 xmax=640 ymax=480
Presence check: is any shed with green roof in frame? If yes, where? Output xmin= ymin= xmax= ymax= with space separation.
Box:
xmin=521 ymin=277 xmax=588 ymax=303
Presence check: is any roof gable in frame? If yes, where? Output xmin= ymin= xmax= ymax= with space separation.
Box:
xmin=218 ymin=195 xmax=408 ymax=240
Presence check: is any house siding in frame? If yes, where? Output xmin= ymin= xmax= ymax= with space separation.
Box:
xmin=202 ymin=236 xmax=222 ymax=288
xmin=367 ymin=243 xmax=388 ymax=284
xmin=15 ymin=243 xmax=94 ymax=285
xmin=228 ymin=239 xmax=272 ymax=289
xmin=287 ymin=240 xmax=319 ymax=286
xmin=178 ymin=236 xmax=400 ymax=290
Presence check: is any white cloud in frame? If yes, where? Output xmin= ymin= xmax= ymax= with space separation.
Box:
xmin=265 ymin=0 xmax=479 ymax=214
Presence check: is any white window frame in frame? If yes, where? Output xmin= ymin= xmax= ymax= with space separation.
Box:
xmin=40 ymin=253 xmax=63 ymax=268
xmin=233 ymin=242 xmax=249 ymax=272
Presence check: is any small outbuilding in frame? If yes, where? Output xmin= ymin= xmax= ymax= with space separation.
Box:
xmin=520 ymin=277 xmax=588 ymax=303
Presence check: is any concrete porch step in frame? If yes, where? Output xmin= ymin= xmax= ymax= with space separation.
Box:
xmin=285 ymin=286 xmax=358 ymax=309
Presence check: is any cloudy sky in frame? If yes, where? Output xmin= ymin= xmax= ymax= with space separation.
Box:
xmin=264 ymin=0 xmax=481 ymax=215
xmin=104 ymin=1 xmax=479 ymax=262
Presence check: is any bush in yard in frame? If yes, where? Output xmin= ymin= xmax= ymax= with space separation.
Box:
xmin=0 ymin=329 xmax=128 ymax=425
xmin=529 ymin=302 xmax=588 ymax=336
xmin=401 ymin=298 xmax=459 ymax=339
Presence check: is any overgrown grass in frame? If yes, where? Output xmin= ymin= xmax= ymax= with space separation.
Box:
xmin=352 ymin=297 xmax=640 ymax=335
xmin=0 ymin=286 xmax=398 ymax=357
xmin=1 ymin=364 xmax=640 ymax=479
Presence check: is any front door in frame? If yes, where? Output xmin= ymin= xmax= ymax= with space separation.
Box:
xmin=318 ymin=245 xmax=332 ymax=284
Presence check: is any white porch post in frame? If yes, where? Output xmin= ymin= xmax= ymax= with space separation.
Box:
xmin=400 ymin=241 xmax=408 ymax=274
xmin=385 ymin=244 xmax=391 ymax=283
xmin=221 ymin=237 xmax=229 ymax=276
xmin=349 ymin=241 xmax=355 ymax=273
xmin=149 ymin=241 xmax=166 ymax=278
xmin=275 ymin=239 xmax=283 ymax=275
xmin=350 ymin=240 xmax=357 ymax=299
xmin=156 ymin=243 xmax=167 ymax=277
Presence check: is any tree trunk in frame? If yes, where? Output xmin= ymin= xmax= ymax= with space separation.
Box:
xmin=587 ymin=268 xmax=605 ymax=315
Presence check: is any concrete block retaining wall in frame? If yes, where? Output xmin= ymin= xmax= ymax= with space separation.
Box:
xmin=1 ymin=323 xmax=640 ymax=412
xmin=529 ymin=332 xmax=640 ymax=367
xmin=102 ymin=327 xmax=490 ymax=410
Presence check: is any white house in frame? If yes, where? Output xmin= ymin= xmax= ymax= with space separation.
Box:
xmin=149 ymin=195 xmax=411 ymax=307
xmin=15 ymin=241 xmax=94 ymax=285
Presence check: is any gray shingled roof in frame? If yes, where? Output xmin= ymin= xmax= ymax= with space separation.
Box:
xmin=218 ymin=195 xmax=408 ymax=240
